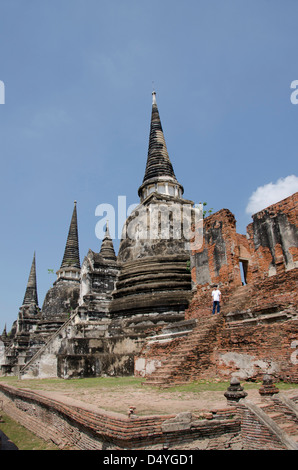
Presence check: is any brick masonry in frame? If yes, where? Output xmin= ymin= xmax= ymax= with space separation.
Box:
xmin=190 ymin=192 xmax=297 ymax=289
xmin=136 ymin=193 xmax=298 ymax=384
xmin=1 ymin=382 xmax=297 ymax=450
xmin=185 ymin=193 xmax=298 ymax=382
xmin=0 ymin=382 xmax=241 ymax=450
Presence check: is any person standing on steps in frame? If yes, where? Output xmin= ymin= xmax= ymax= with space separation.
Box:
xmin=212 ymin=285 xmax=221 ymax=314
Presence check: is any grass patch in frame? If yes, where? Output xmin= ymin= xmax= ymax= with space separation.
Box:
xmin=0 ymin=414 xmax=58 ymax=450
xmin=156 ymin=380 xmax=232 ymax=393
xmin=159 ymin=379 xmax=298 ymax=393
xmin=0 ymin=375 xmax=144 ymax=392
xmin=1 ymin=375 xmax=298 ymax=394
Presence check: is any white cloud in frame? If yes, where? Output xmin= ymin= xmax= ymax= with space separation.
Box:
xmin=246 ymin=175 xmax=298 ymax=215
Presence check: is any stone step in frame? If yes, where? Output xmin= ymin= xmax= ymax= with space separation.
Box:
xmin=141 ymin=316 xmax=223 ymax=386
xmin=259 ymin=402 xmax=298 ymax=443
xmin=278 ymin=424 xmax=298 ymax=438
xmin=266 ymin=412 xmax=285 ymax=421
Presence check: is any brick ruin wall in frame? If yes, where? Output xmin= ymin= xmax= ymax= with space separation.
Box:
xmin=190 ymin=192 xmax=297 ymax=298
xmin=136 ymin=193 xmax=298 ymax=383
xmin=187 ymin=192 xmax=298 ymax=382
xmin=217 ymin=314 xmax=298 ymax=382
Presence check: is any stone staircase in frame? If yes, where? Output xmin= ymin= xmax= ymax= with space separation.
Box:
xmin=19 ymin=311 xmax=78 ymax=378
xmin=260 ymin=395 xmax=298 ymax=446
xmin=143 ymin=314 xmax=224 ymax=387
xmin=240 ymin=393 xmax=298 ymax=450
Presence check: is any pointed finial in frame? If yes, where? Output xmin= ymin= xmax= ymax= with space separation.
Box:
xmin=104 ymin=220 xmax=111 ymax=238
xmin=152 ymin=90 xmax=157 ymax=105
xmin=2 ymin=324 xmax=7 ymax=337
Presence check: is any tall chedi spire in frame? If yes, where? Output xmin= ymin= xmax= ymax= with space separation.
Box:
xmin=138 ymin=91 xmax=184 ymax=201
xmin=16 ymin=252 xmax=40 ymax=336
xmin=22 ymin=252 xmax=39 ymax=307
xmin=56 ymin=201 xmax=80 ymax=282
xmin=41 ymin=201 xmax=81 ymax=320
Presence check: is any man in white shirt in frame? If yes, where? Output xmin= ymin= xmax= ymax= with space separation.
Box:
xmin=212 ymin=285 xmax=221 ymax=314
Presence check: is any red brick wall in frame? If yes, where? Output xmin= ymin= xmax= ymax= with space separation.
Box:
xmin=236 ymin=402 xmax=286 ymax=450
xmin=185 ymin=193 xmax=298 ymax=382
xmin=246 ymin=192 xmax=298 ymax=281
xmin=0 ymin=382 xmax=241 ymax=450
xmin=185 ymin=270 xmax=298 ymax=383
xmin=217 ymin=317 xmax=298 ymax=382
xmin=191 ymin=192 xmax=298 ymax=291
xmin=191 ymin=209 xmax=243 ymax=288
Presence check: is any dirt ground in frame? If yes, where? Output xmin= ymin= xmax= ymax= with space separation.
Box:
xmin=58 ymin=387 xmax=261 ymax=416
xmin=1 ymin=377 xmax=297 ymax=417
xmin=33 ymin=384 xmax=296 ymax=417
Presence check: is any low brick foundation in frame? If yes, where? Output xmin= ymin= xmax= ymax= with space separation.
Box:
xmin=0 ymin=383 xmax=241 ymax=450
xmin=1 ymin=383 xmax=297 ymax=450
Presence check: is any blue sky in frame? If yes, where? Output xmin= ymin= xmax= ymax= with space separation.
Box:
xmin=0 ymin=0 xmax=297 ymax=332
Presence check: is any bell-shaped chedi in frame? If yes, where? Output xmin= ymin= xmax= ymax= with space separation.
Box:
xmin=111 ymin=92 xmax=195 ymax=318
xmin=78 ymin=222 xmax=119 ymax=310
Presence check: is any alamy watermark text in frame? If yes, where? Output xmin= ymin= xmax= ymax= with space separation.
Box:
xmin=0 ymin=80 xmax=5 ymax=104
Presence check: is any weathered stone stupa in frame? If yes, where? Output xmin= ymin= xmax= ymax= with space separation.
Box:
xmin=39 ymin=201 xmax=81 ymax=332
xmin=110 ymin=91 xmax=194 ymax=319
